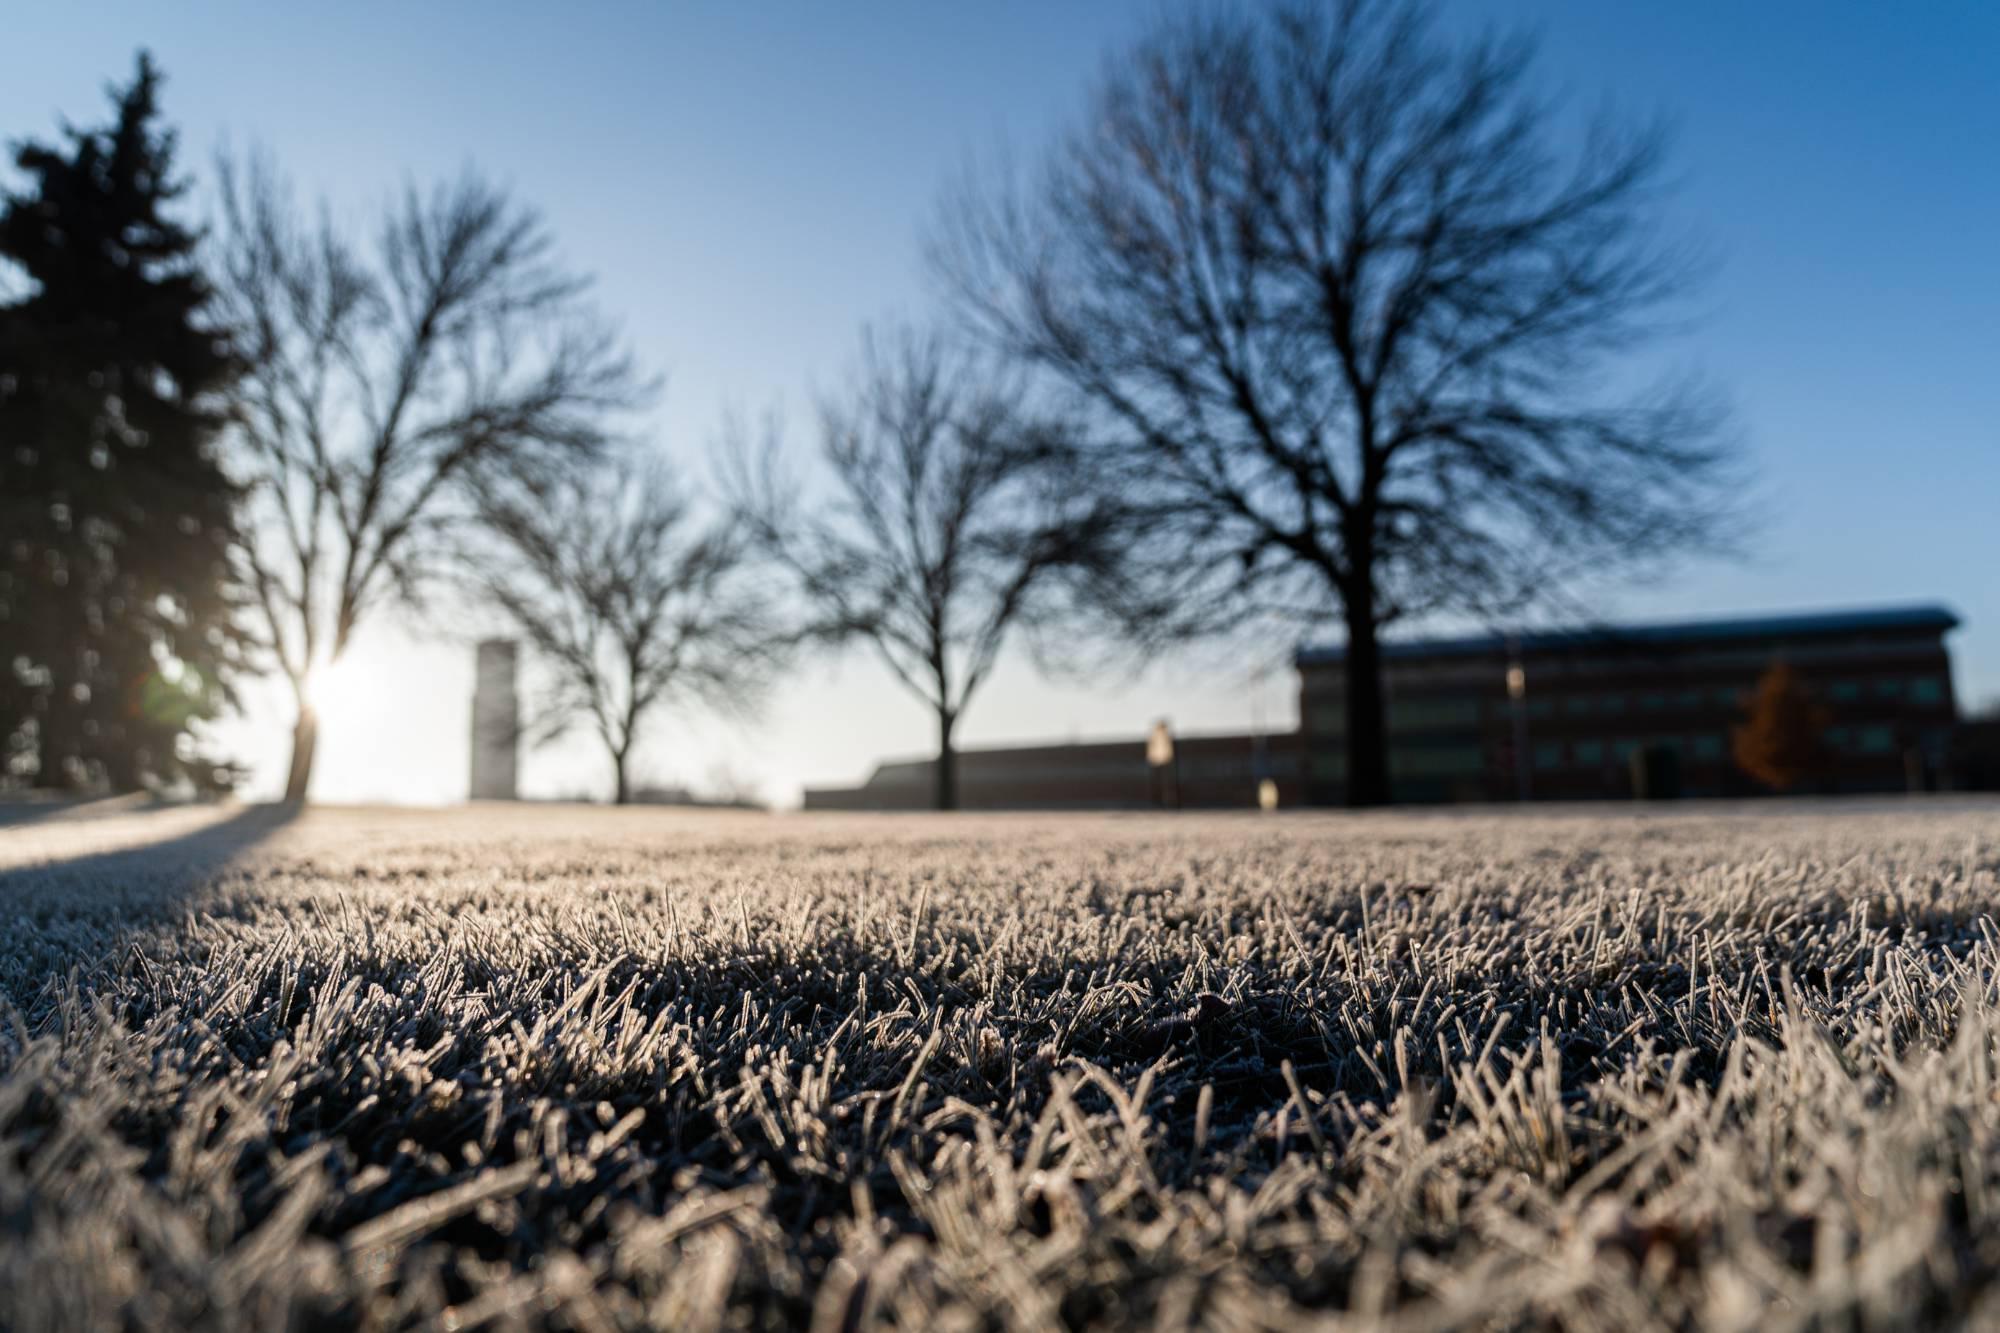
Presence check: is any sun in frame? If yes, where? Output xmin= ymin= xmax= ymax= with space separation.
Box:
xmin=281 ymin=631 xmax=471 ymax=804
xmin=301 ymin=653 xmax=382 ymax=731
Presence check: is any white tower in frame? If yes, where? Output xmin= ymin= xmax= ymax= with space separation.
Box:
xmin=469 ymin=639 xmax=519 ymax=801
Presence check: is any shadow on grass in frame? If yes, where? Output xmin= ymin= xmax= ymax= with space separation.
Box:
xmin=0 ymin=802 xmax=299 ymax=898
xmin=0 ymin=804 xmax=302 ymax=1006
xmin=0 ymin=792 xmax=165 ymax=829
xmin=0 ymin=801 xmax=72 ymax=830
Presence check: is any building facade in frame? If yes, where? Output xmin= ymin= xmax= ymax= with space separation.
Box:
xmin=800 ymin=604 xmax=1963 ymax=811
xmin=469 ymin=639 xmax=520 ymax=801
xmin=1953 ymin=717 xmax=2000 ymax=792
xmin=1297 ymin=605 xmax=1960 ymax=804
xmin=802 ymin=730 xmax=1301 ymax=811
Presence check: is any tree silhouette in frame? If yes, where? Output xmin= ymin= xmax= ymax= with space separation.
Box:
xmin=0 ymin=53 xmax=244 ymax=793
xmin=213 ymin=153 xmax=644 ymax=801
xmin=940 ymin=0 xmax=1740 ymax=806
xmin=1732 ymin=661 xmax=1829 ymax=792
xmin=465 ymin=457 xmax=785 ymax=805
xmin=730 ymin=331 xmax=1127 ymax=810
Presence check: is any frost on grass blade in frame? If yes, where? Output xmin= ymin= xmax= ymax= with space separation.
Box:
xmin=1 ymin=801 xmax=1998 ymax=1328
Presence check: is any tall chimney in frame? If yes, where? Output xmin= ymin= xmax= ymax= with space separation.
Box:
xmin=470 ymin=639 xmax=519 ymax=801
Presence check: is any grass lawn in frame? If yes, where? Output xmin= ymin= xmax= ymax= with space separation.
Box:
xmin=3 ymin=800 xmax=1999 ymax=1329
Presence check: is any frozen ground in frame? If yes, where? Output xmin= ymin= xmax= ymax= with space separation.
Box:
xmin=3 ymin=799 xmax=2000 ymax=1330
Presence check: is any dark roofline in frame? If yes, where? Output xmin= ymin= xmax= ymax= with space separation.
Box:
xmin=841 ymin=727 xmax=1282 ymax=788
xmin=1295 ymin=603 xmax=1961 ymax=667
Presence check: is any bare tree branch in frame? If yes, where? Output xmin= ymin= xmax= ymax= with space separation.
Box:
xmin=724 ymin=329 xmax=1130 ymax=810
xmin=464 ymin=456 xmax=788 ymax=804
xmin=936 ymin=0 xmax=1745 ymax=806
xmin=211 ymin=151 xmax=647 ymax=799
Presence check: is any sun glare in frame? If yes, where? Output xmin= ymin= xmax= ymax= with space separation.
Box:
xmin=280 ymin=633 xmax=470 ymax=804
xmin=301 ymin=654 xmax=378 ymax=730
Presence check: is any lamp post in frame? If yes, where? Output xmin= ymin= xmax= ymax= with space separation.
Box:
xmin=1250 ymin=664 xmax=1276 ymax=810
xmin=1147 ymin=719 xmax=1179 ymax=810
xmin=1507 ymin=637 xmax=1531 ymax=803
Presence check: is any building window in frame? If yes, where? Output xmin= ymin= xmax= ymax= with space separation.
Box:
xmin=1187 ymin=758 xmax=1247 ymax=779
xmin=1310 ymin=754 xmax=1348 ymax=781
xmin=1388 ymin=745 xmax=1485 ymax=778
xmin=1533 ymin=742 xmax=1564 ymax=771
xmin=1874 ymin=680 xmax=1904 ymax=700
xmin=1828 ymin=681 xmax=1862 ymax=702
xmin=1691 ymin=735 xmax=1724 ymax=761
xmin=1911 ymin=677 xmax=1944 ymax=705
xmin=1307 ymin=706 xmax=1346 ymax=734
xmin=1387 ymin=698 xmax=1483 ymax=731
xmin=1639 ymin=693 xmax=1667 ymax=712
xmin=1717 ymin=686 xmax=1744 ymax=711
xmin=1527 ymin=698 xmax=1554 ymax=720
xmin=1613 ymin=739 xmax=1639 ymax=762
xmin=1825 ymin=726 xmax=1850 ymax=750
xmin=1856 ymin=725 xmax=1895 ymax=754
xmin=1574 ymin=740 xmax=1604 ymax=765
xmin=1564 ymin=696 xmax=1593 ymax=717
xmin=1599 ymin=694 xmax=1627 ymax=715
xmin=1677 ymin=690 xmax=1704 ymax=711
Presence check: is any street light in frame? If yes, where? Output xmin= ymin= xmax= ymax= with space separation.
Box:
xmin=1147 ymin=719 xmax=1179 ymax=809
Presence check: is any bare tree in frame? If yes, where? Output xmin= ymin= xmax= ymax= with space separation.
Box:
xmin=214 ymin=155 xmax=643 ymax=800
xmin=940 ymin=0 xmax=1741 ymax=806
xmin=469 ymin=457 xmax=784 ymax=805
xmin=731 ymin=332 xmax=1125 ymax=811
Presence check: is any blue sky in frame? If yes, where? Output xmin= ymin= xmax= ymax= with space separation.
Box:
xmin=8 ymin=2 xmax=1997 ymax=804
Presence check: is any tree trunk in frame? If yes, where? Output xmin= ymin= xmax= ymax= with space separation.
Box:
xmin=283 ymin=697 xmax=318 ymax=803
xmin=935 ymin=706 xmax=958 ymax=812
xmin=612 ymin=749 xmax=631 ymax=805
xmin=1342 ymin=585 xmax=1391 ymax=808
xmin=102 ymin=739 xmax=143 ymax=795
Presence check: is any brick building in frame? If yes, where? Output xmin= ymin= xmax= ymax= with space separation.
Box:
xmin=801 ymin=603 xmax=1964 ymax=810
xmin=802 ymin=730 xmax=1300 ymax=812
xmin=1297 ymin=604 xmax=1960 ymax=803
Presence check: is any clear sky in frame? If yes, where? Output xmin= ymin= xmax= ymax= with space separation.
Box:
xmin=8 ymin=2 xmax=1998 ymax=807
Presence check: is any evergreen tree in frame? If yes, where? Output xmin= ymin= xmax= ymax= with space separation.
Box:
xmin=1732 ymin=661 xmax=1830 ymax=792
xmin=0 ymin=53 xmax=243 ymax=793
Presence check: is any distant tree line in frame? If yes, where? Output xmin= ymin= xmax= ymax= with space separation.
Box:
xmin=3 ymin=1 xmax=1744 ymax=807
